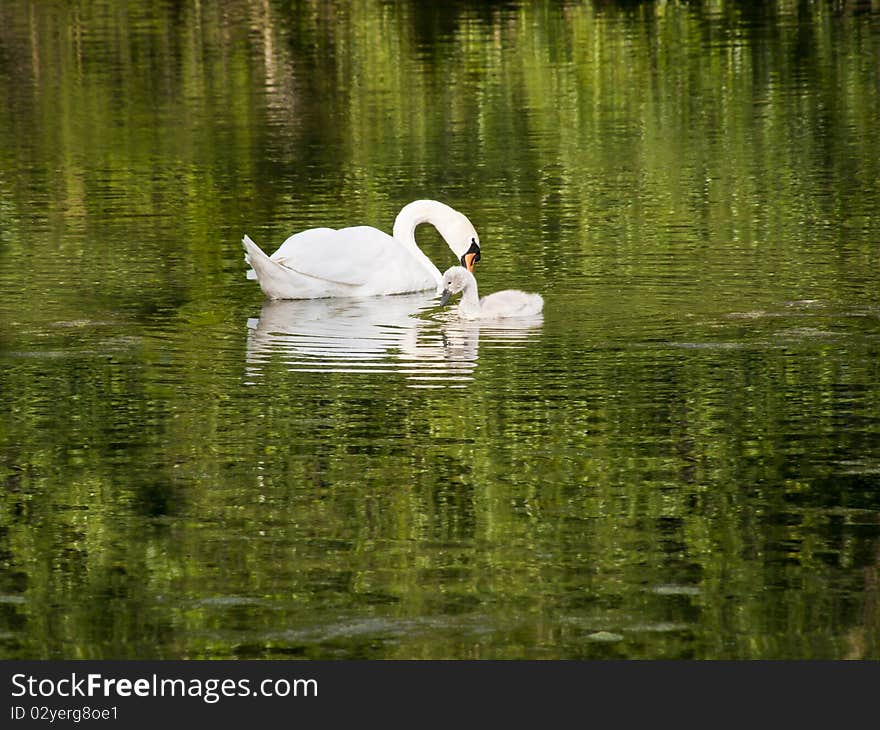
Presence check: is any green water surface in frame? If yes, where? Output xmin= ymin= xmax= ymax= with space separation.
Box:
xmin=1 ymin=0 xmax=879 ymax=659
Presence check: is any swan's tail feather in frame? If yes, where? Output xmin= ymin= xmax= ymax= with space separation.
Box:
xmin=242 ymin=234 xmax=264 ymax=280
xmin=242 ymin=234 xmax=304 ymax=299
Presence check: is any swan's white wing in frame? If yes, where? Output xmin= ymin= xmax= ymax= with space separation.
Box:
xmin=270 ymin=226 xmax=399 ymax=287
xmin=246 ymin=229 xmax=337 ymax=281
xmin=272 ymin=226 xmax=436 ymax=292
xmin=269 ymin=228 xmax=336 ymax=260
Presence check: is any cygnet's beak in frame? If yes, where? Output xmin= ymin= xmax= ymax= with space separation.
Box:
xmin=439 ymin=289 xmax=452 ymax=306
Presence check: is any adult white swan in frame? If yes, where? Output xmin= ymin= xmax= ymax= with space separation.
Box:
xmin=439 ymin=266 xmax=544 ymax=319
xmin=243 ymin=200 xmax=481 ymax=299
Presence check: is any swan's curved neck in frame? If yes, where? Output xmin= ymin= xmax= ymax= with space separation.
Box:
xmin=392 ymin=201 xmax=454 ymax=284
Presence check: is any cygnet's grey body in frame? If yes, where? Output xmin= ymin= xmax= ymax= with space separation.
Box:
xmin=439 ymin=266 xmax=543 ymax=319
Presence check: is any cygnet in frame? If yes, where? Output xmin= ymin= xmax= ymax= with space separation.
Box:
xmin=439 ymin=266 xmax=544 ymax=320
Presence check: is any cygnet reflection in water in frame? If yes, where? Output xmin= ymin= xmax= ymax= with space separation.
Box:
xmin=244 ymin=294 xmax=542 ymax=388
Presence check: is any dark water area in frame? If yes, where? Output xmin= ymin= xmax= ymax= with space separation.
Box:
xmin=0 ymin=0 xmax=879 ymax=659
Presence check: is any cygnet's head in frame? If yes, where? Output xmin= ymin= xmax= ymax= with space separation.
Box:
xmin=439 ymin=266 xmax=474 ymax=306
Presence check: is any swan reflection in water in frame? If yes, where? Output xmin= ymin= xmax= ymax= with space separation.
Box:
xmin=244 ymin=293 xmax=542 ymax=388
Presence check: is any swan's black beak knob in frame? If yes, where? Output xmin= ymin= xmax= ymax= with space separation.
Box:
xmin=461 ymin=239 xmax=480 ymax=272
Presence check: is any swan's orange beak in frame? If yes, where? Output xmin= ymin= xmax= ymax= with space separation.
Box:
xmin=464 ymin=252 xmax=477 ymax=272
